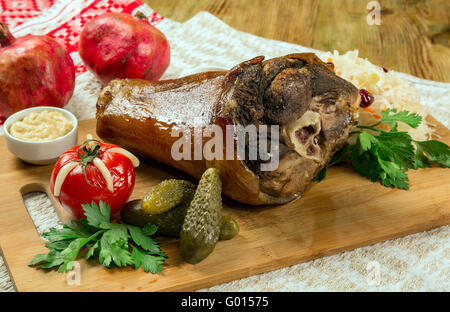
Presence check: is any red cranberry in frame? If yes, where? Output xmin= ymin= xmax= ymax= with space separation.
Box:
xmin=359 ymin=89 xmax=374 ymax=108
xmin=383 ymin=67 xmax=388 ymax=73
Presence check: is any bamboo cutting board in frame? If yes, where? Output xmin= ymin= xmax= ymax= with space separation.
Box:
xmin=0 ymin=117 xmax=449 ymax=292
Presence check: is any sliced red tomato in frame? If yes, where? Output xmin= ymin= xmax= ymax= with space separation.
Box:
xmin=50 ymin=138 xmax=139 ymax=220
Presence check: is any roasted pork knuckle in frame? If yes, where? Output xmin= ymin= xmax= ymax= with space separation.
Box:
xmin=96 ymin=53 xmax=360 ymax=205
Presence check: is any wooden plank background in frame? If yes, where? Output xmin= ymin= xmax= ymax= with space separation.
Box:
xmin=145 ymin=0 xmax=450 ymax=83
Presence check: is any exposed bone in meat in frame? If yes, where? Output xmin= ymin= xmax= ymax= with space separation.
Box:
xmin=96 ymin=53 xmax=360 ymax=205
xmin=282 ymin=110 xmax=322 ymax=161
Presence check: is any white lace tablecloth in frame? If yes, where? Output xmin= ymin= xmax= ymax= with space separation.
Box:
xmin=1 ymin=6 xmax=449 ymax=292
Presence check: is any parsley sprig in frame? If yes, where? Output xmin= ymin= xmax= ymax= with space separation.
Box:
xmin=316 ymin=109 xmax=450 ymax=189
xmin=30 ymin=201 xmax=167 ymax=273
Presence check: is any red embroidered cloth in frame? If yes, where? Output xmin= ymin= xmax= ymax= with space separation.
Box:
xmin=0 ymin=0 xmax=164 ymax=75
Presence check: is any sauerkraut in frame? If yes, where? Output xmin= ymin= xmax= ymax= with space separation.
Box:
xmin=320 ymin=50 xmax=434 ymax=141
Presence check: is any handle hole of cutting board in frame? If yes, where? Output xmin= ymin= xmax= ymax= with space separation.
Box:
xmin=0 ymin=246 xmax=17 ymax=292
xmin=20 ymin=183 xmax=72 ymax=235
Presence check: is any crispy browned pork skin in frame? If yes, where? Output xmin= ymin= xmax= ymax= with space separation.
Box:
xmin=96 ymin=53 xmax=360 ymax=205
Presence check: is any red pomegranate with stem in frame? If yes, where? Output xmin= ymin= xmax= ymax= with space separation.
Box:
xmin=79 ymin=12 xmax=170 ymax=85
xmin=0 ymin=22 xmax=75 ymax=125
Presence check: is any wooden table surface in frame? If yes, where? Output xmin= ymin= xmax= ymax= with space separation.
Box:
xmin=146 ymin=0 xmax=450 ymax=83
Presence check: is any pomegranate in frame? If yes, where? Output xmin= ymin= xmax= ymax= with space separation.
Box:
xmin=0 ymin=22 xmax=75 ymax=125
xmin=79 ymin=12 xmax=170 ymax=85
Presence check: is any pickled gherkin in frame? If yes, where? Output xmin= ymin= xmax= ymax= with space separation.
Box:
xmin=121 ymin=197 xmax=193 ymax=237
xmin=122 ymin=199 xmax=239 ymax=240
xmin=141 ymin=179 xmax=196 ymax=215
xmin=219 ymin=216 xmax=240 ymax=240
xmin=180 ymin=168 xmax=222 ymax=264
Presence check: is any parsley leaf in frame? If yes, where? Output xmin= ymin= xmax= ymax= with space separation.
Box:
xmin=82 ymin=201 xmax=111 ymax=229
xmin=44 ymin=240 xmax=72 ymax=251
xmin=358 ymin=132 xmax=378 ymax=151
xmin=142 ymin=224 xmax=158 ymax=236
xmin=42 ymin=221 xmax=92 ymax=242
xmin=349 ymin=130 xmax=414 ymax=189
xmin=131 ymin=246 xmax=166 ymax=274
xmin=99 ymin=238 xmax=134 ymax=268
xmin=349 ymin=145 xmax=382 ymax=183
xmin=413 ymin=140 xmax=450 ymax=169
xmin=57 ymin=232 xmax=104 ymax=272
xmin=372 ymin=131 xmax=415 ymax=170
xmin=313 ymin=168 xmax=327 ymax=183
xmin=128 ymin=225 xmax=161 ymax=253
xmin=29 ymin=250 xmax=64 ymax=269
xmin=103 ymin=223 xmax=129 ymax=246
xmin=30 ymin=201 xmax=167 ymax=274
xmin=380 ymin=108 xmax=422 ymax=131
xmin=315 ymin=109 xmax=448 ymax=190
xmin=86 ymin=241 xmax=100 ymax=260
xmin=98 ymin=223 xmax=132 ymax=268
xmin=377 ymin=159 xmax=410 ymax=190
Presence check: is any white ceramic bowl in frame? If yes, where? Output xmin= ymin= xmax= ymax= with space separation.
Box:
xmin=3 ymin=106 xmax=78 ymax=165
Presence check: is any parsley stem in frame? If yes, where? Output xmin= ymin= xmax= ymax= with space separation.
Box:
xmin=366 ymin=121 xmax=382 ymax=128
xmin=355 ymin=125 xmax=383 ymax=132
